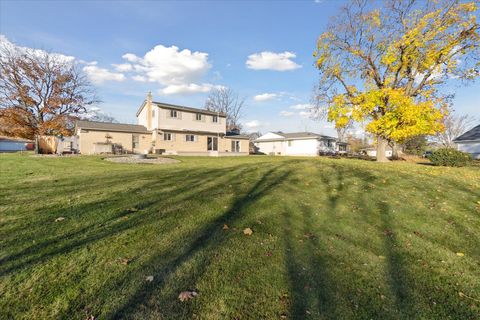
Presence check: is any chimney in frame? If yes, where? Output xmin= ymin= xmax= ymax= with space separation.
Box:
xmin=146 ymin=91 xmax=152 ymax=130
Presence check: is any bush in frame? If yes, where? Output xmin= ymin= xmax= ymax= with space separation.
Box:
xmin=428 ymin=148 xmax=472 ymax=167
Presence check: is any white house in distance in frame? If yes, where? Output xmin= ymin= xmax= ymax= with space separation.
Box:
xmin=254 ymin=131 xmax=346 ymax=156
xmin=454 ymin=124 xmax=480 ymax=159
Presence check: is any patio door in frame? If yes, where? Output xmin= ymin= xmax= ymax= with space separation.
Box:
xmin=207 ymin=137 xmax=218 ymax=151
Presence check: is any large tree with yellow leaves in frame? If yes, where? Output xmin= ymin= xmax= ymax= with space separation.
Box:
xmin=313 ymin=0 xmax=479 ymax=161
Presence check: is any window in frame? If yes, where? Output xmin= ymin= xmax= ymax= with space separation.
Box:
xmin=212 ymin=115 xmax=218 ymax=123
xmin=170 ymin=110 xmax=178 ymax=118
xmin=207 ymin=137 xmax=218 ymax=151
xmin=132 ymin=134 xmax=139 ymax=149
xmin=152 ymin=109 xmax=155 ymax=117
xmin=195 ymin=113 xmax=202 ymax=121
xmin=163 ymin=133 xmax=172 ymax=141
xmin=288 ymin=140 xmax=292 ymax=147
xmin=186 ymin=134 xmax=196 ymax=142
xmin=231 ymin=140 xmax=240 ymax=152
xmin=327 ymin=140 xmax=333 ymax=147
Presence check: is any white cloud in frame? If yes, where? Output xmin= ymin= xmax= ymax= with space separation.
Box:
xmin=245 ymin=120 xmax=262 ymax=129
xmin=299 ymin=111 xmax=312 ymax=118
xmin=159 ymin=83 xmax=222 ymax=95
xmin=0 ymin=34 xmax=75 ymax=64
xmin=279 ymin=111 xmax=295 ymax=117
xmin=246 ymin=51 xmax=301 ymax=71
xmin=121 ymin=44 xmax=220 ymax=95
xmin=253 ymin=93 xmax=278 ymax=102
xmin=83 ymin=65 xmax=126 ymax=84
xmin=132 ymin=75 xmax=147 ymax=82
xmin=112 ymin=63 xmax=133 ymax=72
xmin=290 ymin=103 xmax=312 ymax=110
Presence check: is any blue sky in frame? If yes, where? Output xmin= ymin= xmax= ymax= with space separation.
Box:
xmin=1 ymin=0 xmax=478 ymax=136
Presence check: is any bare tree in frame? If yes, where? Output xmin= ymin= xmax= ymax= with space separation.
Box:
xmin=434 ymin=109 xmax=476 ymax=147
xmin=0 ymin=43 xmax=98 ymax=151
xmin=205 ymin=87 xmax=244 ymax=131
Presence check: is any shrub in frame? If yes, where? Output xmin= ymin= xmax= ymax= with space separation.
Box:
xmin=428 ymin=148 xmax=472 ymax=167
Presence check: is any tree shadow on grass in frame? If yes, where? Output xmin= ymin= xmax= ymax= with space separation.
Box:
xmin=106 ymin=167 xmax=292 ymax=319
xmin=0 ymin=165 xmax=253 ymax=276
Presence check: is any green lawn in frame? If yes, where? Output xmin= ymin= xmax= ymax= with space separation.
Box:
xmin=0 ymin=154 xmax=479 ymax=319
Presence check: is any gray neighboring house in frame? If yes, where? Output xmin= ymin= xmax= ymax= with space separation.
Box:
xmin=453 ymin=124 xmax=480 ymax=159
xmin=0 ymin=136 xmax=33 ymax=152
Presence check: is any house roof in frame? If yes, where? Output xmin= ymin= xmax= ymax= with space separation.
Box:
xmin=225 ymin=132 xmax=250 ymax=140
xmin=453 ymin=124 xmax=480 ymax=142
xmin=75 ymin=120 xmax=151 ymax=134
xmin=0 ymin=135 xmax=33 ymax=143
xmin=255 ymin=131 xmax=337 ymax=142
xmin=136 ymin=100 xmax=227 ymax=117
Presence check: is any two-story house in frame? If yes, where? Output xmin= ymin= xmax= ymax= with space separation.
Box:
xmin=75 ymin=93 xmax=249 ymax=156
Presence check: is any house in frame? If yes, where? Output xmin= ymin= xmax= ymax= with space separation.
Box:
xmin=75 ymin=93 xmax=249 ymax=156
xmin=453 ymin=124 xmax=480 ymax=159
xmin=254 ymin=131 xmax=340 ymax=156
xmin=0 ymin=136 xmax=34 ymax=152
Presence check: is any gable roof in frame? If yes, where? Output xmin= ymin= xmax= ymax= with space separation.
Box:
xmin=255 ymin=131 xmax=337 ymax=142
xmin=75 ymin=120 xmax=150 ymax=134
xmin=453 ymin=124 xmax=480 ymax=142
xmin=136 ymin=100 xmax=227 ymax=117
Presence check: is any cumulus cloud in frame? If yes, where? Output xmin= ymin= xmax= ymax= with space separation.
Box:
xmin=279 ymin=111 xmax=295 ymax=117
xmin=120 ymin=44 xmax=221 ymax=95
xmin=245 ymin=120 xmax=262 ymax=129
xmin=159 ymin=83 xmax=223 ymax=95
xmin=290 ymin=103 xmax=312 ymax=110
xmin=299 ymin=111 xmax=312 ymax=118
xmin=83 ymin=65 xmax=126 ymax=84
xmin=253 ymin=93 xmax=278 ymax=102
xmin=246 ymin=51 xmax=301 ymax=71
xmin=0 ymin=34 xmax=75 ymax=64
xmin=112 ymin=63 xmax=133 ymax=72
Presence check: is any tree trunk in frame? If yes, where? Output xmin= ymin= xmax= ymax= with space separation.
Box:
xmin=34 ymin=135 xmax=39 ymax=154
xmin=376 ymin=136 xmax=389 ymax=162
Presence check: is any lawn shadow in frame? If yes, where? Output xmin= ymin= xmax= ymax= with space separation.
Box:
xmin=106 ymin=166 xmax=292 ymax=319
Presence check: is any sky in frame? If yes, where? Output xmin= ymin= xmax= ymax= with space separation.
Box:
xmin=0 ymin=0 xmax=478 ymax=136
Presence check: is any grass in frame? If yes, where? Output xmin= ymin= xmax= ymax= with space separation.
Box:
xmin=0 ymin=153 xmax=479 ymax=319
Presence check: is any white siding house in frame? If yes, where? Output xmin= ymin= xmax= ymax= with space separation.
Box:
xmin=454 ymin=124 xmax=480 ymax=159
xmin=254 ymin=132 xmax=338 ymax=156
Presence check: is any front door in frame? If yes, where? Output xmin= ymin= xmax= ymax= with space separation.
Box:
xmin=207 ymin=137 xmax=218 ymax=151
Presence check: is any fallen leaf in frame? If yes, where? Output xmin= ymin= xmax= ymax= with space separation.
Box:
xmin=119 ymin=258 xmax=130 ymax=265
xmin=223 ymin=224 xmax=229 ymax=230
xmin=146 ymin=275 xmax=154 ymax=282
xmin=456 ymin=252 xmax=465 ymax=257
xmin=55 ymin=217 xmax=65 ymax=222
xmin=243 ymin=228 xmax=253 ymax=236
xmin=178 ymin=290 xmax=198 ymax=302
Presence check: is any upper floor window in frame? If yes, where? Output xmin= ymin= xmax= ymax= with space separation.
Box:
xmin=170 ymin=110 xmax=178 ymax=118
xmin=185 ymin=134 xmax=196 ymax=142
xmin=152 ymin=109 xmax=155 ymax=117
xmin=164 ymin=133 xmax=173 ymax=141
xmin=195 ymin=113 xmax=202 ymax=121
xmin=212 ymin=115 xmax=218 ymax=123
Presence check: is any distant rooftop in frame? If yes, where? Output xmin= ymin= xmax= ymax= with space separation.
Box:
xmin=454 ymin=124 xmax=480 ymax=142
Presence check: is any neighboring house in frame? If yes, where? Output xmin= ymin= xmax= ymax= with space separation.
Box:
xmin=0 ymin=136 xmax=33 ymax=152
xmin=360 ymin=147 xmax=393 ymax=158
xmin=453 ymin=124 xmax=480 ymax=159
xmin=254 ymin=132 xmax=339 ymax=156
xmin=75 ymin=93 xmax=249 ymax=156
